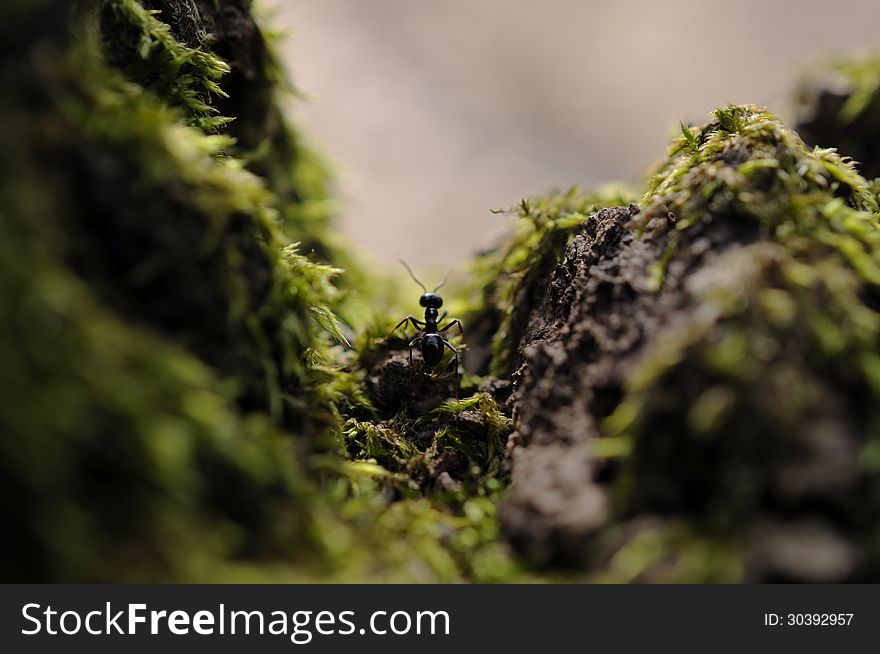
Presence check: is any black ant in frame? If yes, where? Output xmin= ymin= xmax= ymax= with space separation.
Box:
xmin=390 ymin=260 xmax=464 ymax=397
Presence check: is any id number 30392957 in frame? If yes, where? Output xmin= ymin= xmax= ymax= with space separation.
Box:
xmin=763 ymin=613 xmax=854 ymax=627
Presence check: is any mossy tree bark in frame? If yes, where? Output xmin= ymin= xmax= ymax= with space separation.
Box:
xmin=0 ymin=0 xmax=347 ymax=581
xmin=1 ymin=0 xmax=516 ymax=583
xmin=483 ymin=108 xmax=880 ymax=582
xmin=4 ymin=2 xmax=880 ymax=584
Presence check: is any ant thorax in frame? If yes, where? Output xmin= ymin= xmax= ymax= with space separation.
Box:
xmin=424 ymin=306 xmax=440 ymax=329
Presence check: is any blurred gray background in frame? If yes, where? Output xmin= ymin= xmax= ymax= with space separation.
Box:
xmin=269 ymin=0 xmax=879 ymax=267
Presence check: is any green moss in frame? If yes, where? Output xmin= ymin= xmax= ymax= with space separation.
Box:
xmin=0 ymin=0 xmax=356 ymax=580
xmin=601 ymin=106 xmax=880 ymax=580
xmin=100 ymin=0 xmax=232 ymax=132
xmin=646 ymin=105 xmax=878 ymax=222
xmin=315 ymin=484 xmax=522 ymax=582
xmin=0 ymin=1 xmax=522 ymax=582
xmin=97 ymin=0 xmax=352 ymax=268
xmin=343 ymin=394 xmax=510 ymax=489
xmin=0 ymin=232 xmax=323 ymax=581
xmin=65 ymin=19 xmax=348 ymax=433
xmin=325 ymin=390 xmax=520 ymax=582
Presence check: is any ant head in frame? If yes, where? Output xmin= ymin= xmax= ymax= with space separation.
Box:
xmin=419 ymin=292 xmax=443 ymax=309
xmin=399 ymin=260 xmax=451 ymax=309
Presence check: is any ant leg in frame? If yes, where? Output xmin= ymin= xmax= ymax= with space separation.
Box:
xmin=439 ymin=319 xmax=465 ymax=340
xmin=389 ymin=316 xmax=425 ymax=338
xmin=409 ymin=336 xmax=423 ymax=367
xmin=442 ymin=339 xmax=460 ymax=399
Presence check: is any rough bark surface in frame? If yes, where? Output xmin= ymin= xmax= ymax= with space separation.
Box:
xmin=499 ymin=203 xmax=718 ymax=563
xmin=501 ymin=200 xmax=875 ymax=580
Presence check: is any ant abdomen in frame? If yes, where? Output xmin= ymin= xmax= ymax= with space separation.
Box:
xmin=421 ymin=334 xmax=445 ymax=367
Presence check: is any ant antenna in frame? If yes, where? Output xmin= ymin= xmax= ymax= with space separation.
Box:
xmin=432 ymin=270 xmax=452 ymax=293
xmin=399 ymin=260 xmax=427 ymax=293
